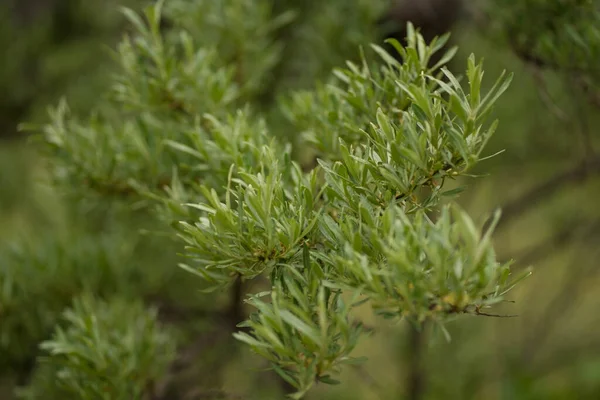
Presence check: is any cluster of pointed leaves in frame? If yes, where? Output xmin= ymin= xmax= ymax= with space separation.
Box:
xmin=176 ymin=25 xmax=525 ymax=400
xmin=28 ymin=1 xmax=528 ymax=398
xmin=33 ymin=0 xmax=284 ymax=215
xmin=0 ymin=214 xmax=181 ymax=375
xmin=16 ymin=295 xmax=175 ymax=400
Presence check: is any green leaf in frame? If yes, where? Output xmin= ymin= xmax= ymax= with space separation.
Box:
xmin=279 ymin=310 xmax=321 ymax=348
xmin=370 ymin=44 xmax=401 ymax=68
xmin=476 ymin=71 xmax=513 ymax=117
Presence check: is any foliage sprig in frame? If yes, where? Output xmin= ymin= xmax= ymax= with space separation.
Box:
xmin=11 ymin=1 xmax=529 ymax=398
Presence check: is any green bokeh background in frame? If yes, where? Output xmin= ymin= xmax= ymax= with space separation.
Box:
xmin=2 ymin=1 xmax=599 ymax=399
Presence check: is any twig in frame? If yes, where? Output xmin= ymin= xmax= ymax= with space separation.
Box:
xmin=575 ymin=75 xmax=600 ymax=110
xmin=513 ymin=228 xmax=575 ymax=270
xmin=406 ymin=322 xmax=427 ymax=400
xmin=473 ymin=311 xmax=517 ymax=318
xmin=534 ymin=338 xmax=600 ymax=378
xmin=529 ymin=68 xmax=568 ymax=122
xmin=513 ymin=220 xmax=600 ymax=270
xmin=506 ymin=22 xmax=600 ymax=114
xmin=151 ymin=276 xmax=248 ymax=398
xmin=519 ymin=231 xmax=600 ymax=365
xmin=520 ymin=257 xmax=591 ymax=365
xmin=183 ymin=388 xmax=245 ymax=400
xmin=229 ymin=275 xmax=245 ymax=331
xmin=350 ymin=364 xmax=384 ymax=395
xmin=496 ymin=156 xmax=600 ymax=230
xmin=568 ymin=75 xmax=597 ymax=158
xmin=152 ymin=301 xmax=223 ymax=324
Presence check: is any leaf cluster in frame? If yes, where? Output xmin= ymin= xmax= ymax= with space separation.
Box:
xmin=16 ymin=295 xmax=175 ymax=400
xmin=19 ymin=1 xmax=527 ymax=398
xmin=0 ymin=223 xmax=174 ymax=372
xmin=173 ymin=22 xmax=520 ymax=397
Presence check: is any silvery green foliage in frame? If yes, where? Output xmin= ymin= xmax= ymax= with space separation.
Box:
xmin=175 ymin=23 xmax=523 ymax=400
xmin=178 ymin=148 xmax=320 ymax=286
xmin=34 ymin=0 xmax=385 ymax=210
xmin=282 ymin=28 xmax=459 ymax=158
xmin=161 ymin=0 xmax=295 ymax=99
xmin=16 ymin=295 xmax=175 ymax=400
xmin=325 ymin=206 xmax=514 ymax=323
xmin=28 ymin=1 xmax=526 ymax=398
xmin=234 ymin=277 xmax=365 ymax=398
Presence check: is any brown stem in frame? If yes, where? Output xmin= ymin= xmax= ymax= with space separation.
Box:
xmin=407 ymin=323 xmax=427 ymax=400
xmin=568 ymin=76 xmax=597 ymax=158
xmin=229 ymin=275 xmax=245 ymax=331
xmin=520 ymin=259 xmax=590 ymax=365
xmin=513 ymin=220 xmax=600 ymax=270
xmin=530 ymin=68 xmax=568 ymax=122
xmin=350 ymin=364 xmax=384 ymax=395
xmin=496 ymin=156 xmax=600 ymax=230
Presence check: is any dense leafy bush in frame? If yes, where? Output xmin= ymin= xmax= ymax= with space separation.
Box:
xmin=17 ymin=295 xmax=175 ymax=400
xmin=17 ymin=0 xmax=600 ymax=399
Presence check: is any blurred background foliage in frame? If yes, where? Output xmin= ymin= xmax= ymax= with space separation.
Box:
xmin=1 ymin=0 xmax=600 ymax=399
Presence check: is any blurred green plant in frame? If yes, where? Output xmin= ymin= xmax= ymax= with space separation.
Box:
xmin=16 ymin=294 xmax=175 ymax=400
xmin=0 ymin=0 xmax=144 ymax=140
xmin=489 ymin=0 xmax=600 ymax=75
xmin=0 ymin=218 xmax=184 ymax=375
